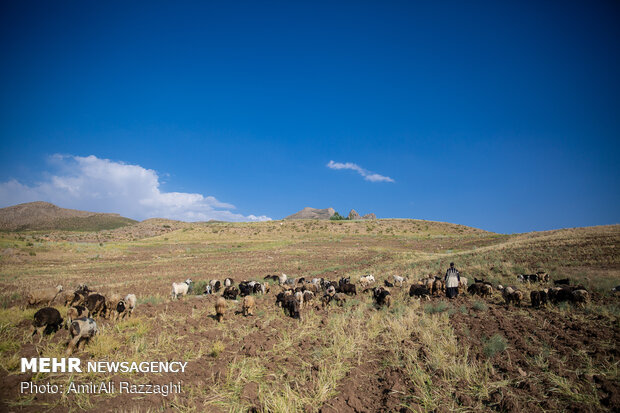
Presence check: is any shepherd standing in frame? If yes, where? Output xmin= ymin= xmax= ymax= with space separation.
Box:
xmin=445 ymin=262 xmax=460 ymax=299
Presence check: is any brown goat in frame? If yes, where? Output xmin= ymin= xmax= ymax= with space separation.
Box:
xmin=242 ymin=296 xmax=255 ymax=316
xmin=215 ymin=297 xmax=226 ymax=322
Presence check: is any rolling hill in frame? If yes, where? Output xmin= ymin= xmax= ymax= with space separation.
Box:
xmin=0 ymin=201 xmax=137 ymax=231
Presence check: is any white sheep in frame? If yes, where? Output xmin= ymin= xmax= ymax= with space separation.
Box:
xmin=360 ymin=274 xmax=375 ymax=284
xmin=124 ymin=294 xmax=137 ymax=317
xmin=171 ymin=279 xmax=192 ymax=300
xmin=294 ymin=291 xmax=304 ymax=309
xmin=278 ymin=273 xmax=288 ymax=285
xmin=392 ymin=275 xmax=406 ymax=287
xmin=459 ymin=277 xmax=468 ymax=290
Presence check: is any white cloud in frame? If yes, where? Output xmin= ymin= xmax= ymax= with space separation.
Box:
xmin=0 ymin=155 xmax=271 ymax=222
xmin=326 ymin=160 xmax=394 ymax=183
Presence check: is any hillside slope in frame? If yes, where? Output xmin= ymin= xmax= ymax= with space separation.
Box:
xmin=0 ymin=201 xmax=137 ymax=231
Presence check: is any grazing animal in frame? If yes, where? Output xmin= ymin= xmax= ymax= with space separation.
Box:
xmin=610 ymin=285 xmax=620 ymax=293
xmin=303 ymin=291 xmax=314 ymax=304
xmin=224 ymin=278 xmax=234 ymax=287
xmin=204 ymin=284 xmax=212 ymax=295
xmin=537 ymin=272 xmax=549 ymax=283
xmin=239 ymin=282 xmax=253 ymax=297
xmin=104 ymin=293 xmax=123 ymax=318
xmin=242 ymin=296 xmax=255 ymax=316
xmin=431 ymin=279 xmax=444 ymax=296
xmin=275 ymin=291 xmax=292 ymax=307
xmin=467 ymin=283 xmax=492 ymax=298
xmin=384 ymin=280 xmax=394 ymax=288
xmin=66 ymin=305 xmax=89 ymax=329
xmin=303 ymin=283 xmax=319 ymax=294
xmin=393 ymin=275 xmax=405 ymax=287
xmin=530 ymin=291 xmax=541 ymax=308
xmin=549 ymin=286 xmax=588 ymax=306
xmin=512 ymin=290 xmax=524 ymax=306
xmin=572 ymin=289 xmax=589 ymax=307
xmin=66 ymin=318 xmax=97 ymax=356
xmin=554 ymin=278 xmax=570 ymax=286
xmin=338 ymin=277 xmax=351 ymax=287
xmin=459 ymin=277 xmax=468 ymax=291
xmin=209 ymin=279 xmax=222 ymax=293
xmin=278 ymin=273 xmax=288 ymax=285
xmin=27 ymin=285 xmax=63 ymax=307
xmin=322 ymin=280 xmax=336 ymax=290
xmin=32 ymin=307 xmax=63 ymax=343
xmin=294 ymin=291 xmax=304 ymax=309
xmin=222 ymin=286 xmax=239 ymax=300
xmin=171 ymin=279 xmax=193 ymax=300
xmin=69 ymin=290 xmax=90 ymax=307
xmin=409 ymin=285 xmax=431 ymax=300
xmin=58 ymin=290 xmax=76 ymax=307
xmin=264 ymin=274 xmax=279 ymax=282
xmin=326 ymin=285 xmax=336 ymax=295
xmin=311 ymin=278 xmax=323 ymax=285
xmin=282 ymin=295 xmax=301 ymax=318
xmin=215 ymin=297 xmax=226 ymax=322
xmin=422 ymin=278 xmax=434 ymax=291
xmin=85 ymin=294 xmax=107 ymax=318
xmin=321 ymin=293 xmax=333 ymax=308
xmin=124 ymin=294 xmax=136 ymax=317
xmin=332 ymin=293 xmax=348 ymax=306
xmin=113 ymin=299 xmax=127 ymax=321
xmin=360 ymin=274 xmax=375 ymax=288
xmin=338 ymin=283 xmax=357 ymax=296
xmin=373 ymin=288 xmax=392 ymax=308
xmin=503 ymin=287 xmax=523 ymax=306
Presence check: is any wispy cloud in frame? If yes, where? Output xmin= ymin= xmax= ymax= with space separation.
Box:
xmin=0 ymin=155 xmax=271 ymax=222
xmin=326 ymin=160 xmax=394 ymax=183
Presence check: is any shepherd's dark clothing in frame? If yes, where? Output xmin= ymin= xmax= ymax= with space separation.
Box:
xmin=446 ymin=287 xmax=458 ymax=298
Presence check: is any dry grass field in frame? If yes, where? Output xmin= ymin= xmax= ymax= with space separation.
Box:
xmin=0 ymin=219 xmax=618 ymax=412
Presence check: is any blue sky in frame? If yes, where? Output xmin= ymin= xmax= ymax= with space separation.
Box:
xmin=0 ymin=1 xmax=618 ymax=233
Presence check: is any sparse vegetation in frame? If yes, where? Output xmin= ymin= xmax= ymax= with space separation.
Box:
xmin=483 ymin=334 xmax=508 ymax=357
xmin=0 ymin=219 xmax=617 ymax=411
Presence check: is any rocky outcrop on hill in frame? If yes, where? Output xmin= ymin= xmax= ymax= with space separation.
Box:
xmin=286 ymin=207 xmax=377 ymax=220
xmin=348 ymin=209 xmax=362 ymax=220
xmin=285 ymin=207 xmax=336 ymax=220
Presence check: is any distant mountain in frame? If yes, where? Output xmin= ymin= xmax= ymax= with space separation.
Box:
xmin=285 ymin=207 xmax=336 ymax=220
xmin=285 ymin=207 xmax=377 ymax=220
xmin=0 ymin=202 xmax=137 ymax=231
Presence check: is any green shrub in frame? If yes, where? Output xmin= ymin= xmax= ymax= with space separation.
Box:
xmin=473 ymin=301 xmax=488 ymax=311
xmin=424 ymin=302 xmax=450 ymax=314
xmin=192 ymin=280 xmax=208 ymax=295
xmin=483 ymin=334 xmax=507 ymax=357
